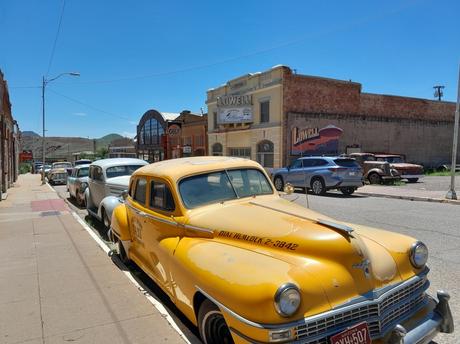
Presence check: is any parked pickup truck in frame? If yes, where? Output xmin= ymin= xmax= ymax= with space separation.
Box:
xmin=349 ymin=153 xmax=400 ymax=184
xmin=375 ymin=154 xmax=424 ymax=183
xmin=85 ymin=158 xmax=148 ymax=230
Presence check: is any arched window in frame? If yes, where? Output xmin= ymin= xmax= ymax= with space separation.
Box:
xmin=212 ymin=143 xmax=223 ymax=156
xmin=256 ymin=140 xmax=274 ymax=167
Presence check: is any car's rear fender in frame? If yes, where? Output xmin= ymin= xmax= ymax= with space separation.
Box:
xmin=98 ymin=195 xmax=123 ymax=221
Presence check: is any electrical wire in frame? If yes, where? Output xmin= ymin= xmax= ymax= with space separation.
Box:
xmin=47 ymin=88 xmax=135 ymax=122
xmin=45 ymin=0 xmax=67 ymax=77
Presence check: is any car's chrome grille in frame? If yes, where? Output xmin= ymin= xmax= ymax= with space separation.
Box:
xmin=294 ymin=275 xmax=428 ymax=343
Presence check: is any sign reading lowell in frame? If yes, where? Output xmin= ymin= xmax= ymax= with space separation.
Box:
xmin=291 ymin=125 xmax=343 ymax=155
xmin=217 ymin=94 xmax=253 ymax=124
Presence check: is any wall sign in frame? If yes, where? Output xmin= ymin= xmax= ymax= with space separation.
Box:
xmin=218 ymin=107 xmax=253 ymax=124
xmin=217 ymin=94 xmax=252 ymax=107
xmin=291 ymin=125 xmax=343 ymax=155
xmin=167 ymin=122 xmax=181 ymax=137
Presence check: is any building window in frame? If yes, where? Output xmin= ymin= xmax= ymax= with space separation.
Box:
xmin=213 ymin=111 xmax=218 ymax=129
xmin=212 ymin=143 xmax=223 ymax=156
xmin=140 ymin=118 xmax=163 ymax=146
xmin=229 ymin=147 xmax=251 ymax=159
xmin=256 ymin=140 xmax=274 ymax=168
xmin=195 ymin=135 xmax=204 ymax=146
xmin=260 ymin=101 xmax=270 ymax=123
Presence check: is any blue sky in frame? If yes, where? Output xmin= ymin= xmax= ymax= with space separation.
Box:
xmin=1 ymin=0 xmax=459 ymax=138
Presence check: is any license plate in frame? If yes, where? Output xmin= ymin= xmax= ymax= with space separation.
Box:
xmin=330 ymin=322 xmax=371 ymax=344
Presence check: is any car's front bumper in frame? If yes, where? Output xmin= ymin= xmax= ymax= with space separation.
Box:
xmin=401 ymin=174 xmax=424 ymax=180
xmin=228 ymin=290 xmax=453 ymax=344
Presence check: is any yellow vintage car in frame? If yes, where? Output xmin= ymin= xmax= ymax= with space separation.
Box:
xmin=111 ymin=157 xmax=453 ymax=344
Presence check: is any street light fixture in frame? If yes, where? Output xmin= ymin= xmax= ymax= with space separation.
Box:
xmin=41 ymin=72 xmax=80 ymax=184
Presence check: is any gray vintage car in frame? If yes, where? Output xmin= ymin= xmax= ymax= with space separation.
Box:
xmin=85 ymin=158 xmax=148 ymax=230
xmin=67 ymin=164 xmax=89 ymax=206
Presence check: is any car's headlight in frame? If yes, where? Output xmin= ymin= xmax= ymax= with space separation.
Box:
xmin=410 ymin=241 xmax=428 ymax=268
xmin=274 ymin=283 xmax=301 ymax=317
xmin=80 ymin=182 xmax=88 ymax=191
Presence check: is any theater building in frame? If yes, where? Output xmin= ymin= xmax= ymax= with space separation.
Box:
xmin=136 ymin=109 xmax=207 ymax=162
xmin=207 ymin=65 xmax=458 ymax=168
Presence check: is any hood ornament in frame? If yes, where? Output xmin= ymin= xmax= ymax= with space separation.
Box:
xmin=352 ymin=259 xmax=371 ymax=279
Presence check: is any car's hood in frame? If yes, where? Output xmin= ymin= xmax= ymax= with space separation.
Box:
xmin=187 ymin=195 xmax=416 ymax=308
xmin=272 ymin=167 xmax=288 ymax=175
xmin=106 ymin=175 xmax=130 ymax=187
xmin=78 ymin=176 xmax=89 ymax=183
xmin=390 ymin=163 xmax=422 ymax=170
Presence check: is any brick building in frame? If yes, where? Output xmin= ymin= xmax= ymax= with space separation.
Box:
xmin=0 ymin=70 xmax=20 ymax=199
xmin=135 ymin=109 xmax=207 ymax=162
xmin=207 ymin=65 xmax=458 ymax=168
xmin=108 ymin=137 xmax=136 ymax=158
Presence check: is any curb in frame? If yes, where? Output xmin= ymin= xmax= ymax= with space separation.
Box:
xmin=355 ymin=192 xmax=460 ymax=205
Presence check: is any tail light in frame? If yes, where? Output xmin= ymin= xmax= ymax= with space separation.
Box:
xmin=328 ymin=167 xmax=347 ymax=173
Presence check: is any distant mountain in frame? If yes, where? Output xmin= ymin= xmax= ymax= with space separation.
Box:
xmin=96 ymin=133 xmax=124 ymax=148
xmin=22 ymin=131 xmax=40 ymax=137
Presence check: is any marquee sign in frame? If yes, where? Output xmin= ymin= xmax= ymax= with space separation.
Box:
xmin=217 ymin=94 xmax=253 ymax=124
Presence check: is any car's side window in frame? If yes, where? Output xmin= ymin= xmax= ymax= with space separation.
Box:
xmin=315 ymin=159 xmax=329 ymax=166
xmin=128 ymin=179 xmax=135 ymax=197
xmin=302 ymin=159 xmax=313 ymax=168
xmin=133 ymin=178 xmax=147 ymax=205
xmin=92 ymin=167 xmax=104 ymax=181
xmin=290 ymin=159 xmax=303 ymax=169
xmin=150 ymin=180 xmax=175 ymax=212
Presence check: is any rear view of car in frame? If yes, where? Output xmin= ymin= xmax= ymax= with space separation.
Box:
xmin=273 ymin=156 xmax=363 ymax=195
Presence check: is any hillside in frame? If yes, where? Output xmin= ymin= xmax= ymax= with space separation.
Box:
xmin=21 ymin=133 xmax=127 ymax=161
xmin=21 ymin=131 xmax=41 ymax=137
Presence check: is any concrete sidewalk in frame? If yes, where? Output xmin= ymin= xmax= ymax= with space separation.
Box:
xmin=0 ymin=174 xmax=185 ymax=344
xmin=356 ymin=182 xmax=460 ymax=205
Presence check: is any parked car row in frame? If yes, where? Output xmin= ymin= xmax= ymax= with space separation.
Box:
xmin=100 ymin=156 xmax=452 ymax=344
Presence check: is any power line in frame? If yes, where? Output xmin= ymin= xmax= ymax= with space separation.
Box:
xmin=45 ymin=0 xmax=67 ymax=77
xmin=47 ymin=88 xmax=135 ymax=122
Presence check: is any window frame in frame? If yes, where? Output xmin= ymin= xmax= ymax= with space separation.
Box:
xmin=133 ymin=177 xmax=147 ymax=206
xmin=149 ymin=179 xmax=176 ymax=213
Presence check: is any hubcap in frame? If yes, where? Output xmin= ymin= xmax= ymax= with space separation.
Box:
xmin=312 ymin=180 xmax=322 ymax=194
xmin=275 ymin=178 xmax=282 ymax=190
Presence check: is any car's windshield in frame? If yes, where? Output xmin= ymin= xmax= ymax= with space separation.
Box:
xmin=179 ymin=168 xmax=273 ymax=208
xmin=363 ymin=155 xmax=376 ymax=161
xmin=106 ymin=165 xmax=145 ymax=179
xmin=379 ymin=156 xmax=404 ymax=163
xmin=77 ymin=167 xmax=89 ymax=177
xmin=53 ymin=162 xmax=72 ymax=169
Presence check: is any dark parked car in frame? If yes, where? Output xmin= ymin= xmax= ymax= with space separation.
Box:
xmin=272 ymin=156 xmax=364 ymax=195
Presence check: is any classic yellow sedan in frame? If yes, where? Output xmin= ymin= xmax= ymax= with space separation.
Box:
xmin=111 ymin=157 xmax=453 ymax=344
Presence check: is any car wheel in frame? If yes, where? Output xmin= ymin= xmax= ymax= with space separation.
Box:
xmin=407 ymin=178 xmax=419 ymax=183
xmin=198 ymin=299 xmax=234 ymax=344
xmin=368 ymin=172 xmax=382 ymax=185
xmin=310 ymin=177 xmax=326 ymax=196
xmin=340 ymin=187 xmax=355 ymax=196
xmin=274 ymin=176 xmax=284 ymax=191
xmin=117 ymin=240 xmax=131 ymax=265
xmin=102 ymin=208 xmax=111 ymax=230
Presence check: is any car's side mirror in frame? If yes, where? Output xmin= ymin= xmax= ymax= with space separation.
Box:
xmin=283 ymin=183 xmax=294 ymax=195
xmin=121 ymin=190 xmax=128 ymax=200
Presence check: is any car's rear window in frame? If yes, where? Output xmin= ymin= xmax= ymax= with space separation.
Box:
xmin=77 ymin=167 xmax=89 ymax=177
xmin=106 ymin=165 xmax=145 ymax=178
xmin=334 ymin=159 xmax=360 ymax=168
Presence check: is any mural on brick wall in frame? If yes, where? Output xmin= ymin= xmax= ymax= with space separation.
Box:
xmin=291 ymin=125 xmax=343 ymax=155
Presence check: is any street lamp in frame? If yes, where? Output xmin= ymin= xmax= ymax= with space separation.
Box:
xmin=41 ymin=72 xmax=80 ymax=183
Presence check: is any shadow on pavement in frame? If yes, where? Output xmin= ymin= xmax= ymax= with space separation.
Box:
xmin=110 ymin=253 xmax=202 ymax=343
xmin=293 ymin=189 xmax=368 ymax=199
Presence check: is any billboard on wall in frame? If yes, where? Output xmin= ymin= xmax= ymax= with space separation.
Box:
xmin=217 ymin=94 xmax=253 ymax=124
xmin=218 ymin=107 xmax=253 ymax=124
xmin=291 ymin=125 xmax=343 ymax=155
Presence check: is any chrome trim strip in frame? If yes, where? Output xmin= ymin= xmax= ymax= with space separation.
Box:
xmin=249 ymin=201 xmax=316 ymax=222
xmin=125 ymin=203 xmax=214 ymax=234
xmin=196 ymin=270 xmax=430 ymax=331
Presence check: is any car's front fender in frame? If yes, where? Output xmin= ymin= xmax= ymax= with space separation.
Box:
xmin=99 ymin=195 xmax=123 ymax=221
xmin=111 ymin=203 xmax=130 ymax=240
xmin=171 ymin=238 xmax=330 ymax=328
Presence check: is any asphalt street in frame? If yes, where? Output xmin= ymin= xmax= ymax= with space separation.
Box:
xmin=53 ymin=184 xmax=459 ymax=344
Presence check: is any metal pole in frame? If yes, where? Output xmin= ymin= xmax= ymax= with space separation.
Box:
xmin=41 ymin=76 xmax=46 ymax=184
xmin=446 ymin=65 xmax=460 ymax=200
